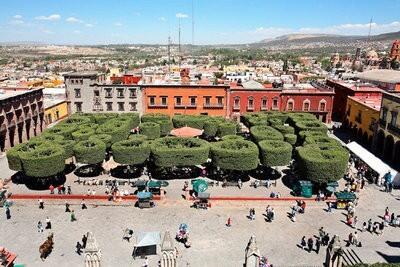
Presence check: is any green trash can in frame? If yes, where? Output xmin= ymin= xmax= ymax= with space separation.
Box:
xmin=299 ymin=180 xmax=313 ymax=198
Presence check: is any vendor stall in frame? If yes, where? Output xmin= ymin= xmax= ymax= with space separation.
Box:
xmin=136 ymin=191 xmax=154 ymax=209
xmin=334 ymin=191 xmax=356 ymax=209
xmin=132 ymin=231 xmax=161 ymax=259
xmin=191 ymin=179 xmax=208 ymax=193
xmin=193 ymin=192 xmax=211 ymax=209
xmin=147 ymin=180 xmax=161 ymax=195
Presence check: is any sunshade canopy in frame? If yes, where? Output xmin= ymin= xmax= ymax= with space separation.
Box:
xmin=170 ymin=126 xmax=203 ymax=137
xmin=192 ymin=179 xmax=208 ymax=193
xmin=137 ymin=191 xmax=152 ymax=199
xmin=134 ymin=231 xmax=161 ymax=247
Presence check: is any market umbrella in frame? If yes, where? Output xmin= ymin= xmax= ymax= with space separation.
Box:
xmin=192 ymin=179 xmax=208 ymax=193
xmin=170 ymin=127 xmax=203 ymax=138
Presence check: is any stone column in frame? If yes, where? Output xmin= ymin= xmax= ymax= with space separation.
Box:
xmin=245 ymin=235 xmax=261 ymax=267
xmin=84 ymin=232 xmax=101 ymax=267
xmin=160 ymin=231 xmax=177 ymax=267
xmin=324 ymin=235 xmax=344 ymax=267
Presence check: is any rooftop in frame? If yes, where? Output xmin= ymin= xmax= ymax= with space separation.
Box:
xmin=0 ymin=89 xmax=30 ymax=101
xmin=356 ymin=70 xmax=400 ymax=84
xmin=330 ymin=80 xmax=383 ymax=92
xmin=348 ymin=95 xmax=382 ymax=111
xmin=63 ymin=71 xmax=101 ymax=78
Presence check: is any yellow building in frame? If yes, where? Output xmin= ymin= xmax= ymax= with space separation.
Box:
xmin=373 ymin=91 xmax=400 ymax=170
xmin=345 ymin=95 xmax=381 ymax=146
xmin=44 ymin=100 xmax=68 ymax=125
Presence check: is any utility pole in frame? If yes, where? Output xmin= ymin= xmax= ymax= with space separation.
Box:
xmin=368 ymin=17 xmax=373 ymax=42
xmin=178 ymin=17 xmax=181 ymax=68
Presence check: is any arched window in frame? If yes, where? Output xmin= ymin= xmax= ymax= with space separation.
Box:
xmin=261 ymin=97 xmax=268 ymax=110
xmin=319 ymin=99 xmax=327 ymax=111
xmin=247 ymin=97 xmax=254 ymax=110
xmin=272 ymin=97 xmax=279 ymax=110
xmin=233 ymin=96 xmax=240 ymax=110
xmin=287 ymin=99 xmax=294 ymax=111
xmin=303 ymin=99 xmax=310 ymax=111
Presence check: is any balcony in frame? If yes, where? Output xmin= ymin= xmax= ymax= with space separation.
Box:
xmin=388 ymin=124 xmax=400 ymax=135
xmin=247 ymin=106 xmax=255 ymax=111
xmin=148 ymin=104 xmax=168 ymax=109
xmin=379 ymin=119 xmax=387 ymax=129
xmin=233 ymin=106 xmax=240 ymax=111
xmin=175 ymin=104 xmax=185 ymax=109
xmin=203 ymin=103 xmax=224 ymax=109
xmin=186 ymin=104 xmax=197 ymax=109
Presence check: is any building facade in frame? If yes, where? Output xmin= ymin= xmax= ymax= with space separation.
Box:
xmin=373 ymin=91 xmax=400 ymax=170
xmin=344 ymin=95 xmax=381 ymax=147
xmin=143 ymin=84 xmax=229 ymax=117
xmin=390 ymin=40 xmax=400 ymax=61
xmin=44 ymin=100 xmax=68 ymax=125
xmin=0 ymin=88 xmax=45 ymax=152
xmin=64 ymin=72 xmax=143 ymax=115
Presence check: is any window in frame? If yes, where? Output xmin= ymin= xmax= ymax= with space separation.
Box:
xmin=261 ymin=97 xmax=267 ymax=110
xmin=149 ymin=96 xmax=155 ymax=106
xmin=117 ymin=88 xmax=124 ymax=98
xmin=47 ymin=114 xmax=52 ymax=124
xmin=303 ymin=100 xmax=310 ymax=111
xmin=217 ymin=97 xmax=223 ymax=106
xmin=161 ymin=96 xmax=167 ymax=106
xmin=175 ymin=96 xmax=182 ymax=106
xmin=55 ymin=111 xmax=60 ymax=120
xmin=75 ymin=102 xmax=82 ymax=112
xmin=129 ymin=88 xmax=136 ymax=98
xmin=129 ymin=102 xmax=137 ymax=111
xmin=118 ymin=102 xmax=124 ymax=111
xmin=204 ymin=96 xmax=211 ymax=106
xmin=272 ymin=98 xmax=278 ymax=109
xmin=105 ymin=88 xmax=112 ymax=98
xmin=247 ymin=97 xmax=254 ymax=110
xmin=381 ymin=108 xmax=388 ymax=121
xmin=71 ymin=79 xmax=75 ymax=84
xmin=346 ymin=106 xmax=351 ymax=116
xmin=287 ymin=100 xmax=294 ymax=111
xmin=319 ymin=100 xmax=326 ymax=112
xmin=356 ymin=110 xmax=362 ymax=123
xmin=189 ymin=96 xmax=196 ymax=106
xmin=74 ymin=89 xmax=81 ymax=98
xmin=106 ymin=102 xmax=113 ymax=111
xmin=94 ymin=90 xmax=100 ymax=97
xmin=391 ymin=111 xmax=398 ymax=127
xmin=234 ymin=97 xmax=240 ymax=109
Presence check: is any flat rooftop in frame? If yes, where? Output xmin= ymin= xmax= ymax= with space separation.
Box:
xmin=333 ymin=80 xmax=383 ymax=92
xmin=63 ymin=71 xmax=101 ymax=78
xmin=356 ymin=69 xmax=400 ymax=84
xmin=0 ymin=89 xmax=30 ymax=101
xmin=348 ymin=95 xmax=382 ymax=111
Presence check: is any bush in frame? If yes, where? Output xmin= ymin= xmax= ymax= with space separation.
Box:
xmin=203 ymin=117 xmax=225 ymax=137
xmin=268 ymin=118 xmax=282 ymax=127
xmin=54 ymin=139 xmax=76 ymax=159
xmin=73 ymin=139 xmax=106 ymax=165
xmin=172 ymin=115 xmax=208 ymax=129
xmin=72 ymin=127 xmax=95 ymax=142
xmin=298 ymin=131 xmax=327 ymax=144
xmin=296 ymin=144 xmax=349 ymax=183
xmin=157 ymin=120 xmax=173 ymax=136
xmin=141 ymin=113 xmax=170 ymax=123
xmin=96 ymin=119 xmax=130 ymax=144
xmin=140 ymin=122 xmax=161 ymax=140
xmin=45 ymin=124 xmax=77 ymax=139
xmin=284 ymin=134 xmax=297 ymax=145
xmin=89 ymin=134 xmax=112 ymax=149
xmin=259 ymin=140 xmax=292 ymax=167
xmin=19 ymin=145 xmax=65 ymax=177
xmin=61 ymin=116 xmax=91 ymax=126
xmin=37 ymin=133 xmax=65 ymax=143
xmin=221 ymin=135 xmax=244 ymax=141
xmin=243 ymin=113 xmax=269 ymax=127
xmin=128 ymin=134 xmax=148 ymax=141
xmin=112 ymin=139 xmax=150 ymax=165
xmin=211 ymin=140 xmax=259 ymax=171
xmin=217 ymin=122 xmax=237 ymax=137
xmin=273 ymin=124 xmax=295 ymax=135
xmin=304 ymin=136 xmax=342 ymax=147
xmin=295 ymin=120 xmax=327 ymax=134
xmin=119 ymin=113 xmax=140 ymax=129
xmin=287 ymin=113 xmax=318 ymax=126
xmin=250 ymin=125 xmax=284 ymax=142
xmin=151 ymin=137 xmax=210 ymax=167
xmin=6 ymin=140 xmax=47 ymax=171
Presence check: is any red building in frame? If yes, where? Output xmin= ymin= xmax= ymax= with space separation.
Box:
xmin=390 ymin=40 xmax=400 ymax=61
xmin=110 ymin=73 xmax=141 ymax=85
xmin=326 ymin=79 xmax=383 ymax=122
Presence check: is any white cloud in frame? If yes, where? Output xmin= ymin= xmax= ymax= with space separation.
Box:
xmin=114 ymin=22 xmax=123 ymax=27
xmin=42 ymin=30 xmax=54 ymax=34
xmin=13 ymin=15 xmax=22 ymax=19
xmin=9 ymin=20 xmax=24 ymax=25
xmin=35 ymin=14 xmax=61 ymax=21
xmin=73 ymin=30 xmax=81 ymax=34
xmin=176 ymin=13 xmax=188 ymax=18
xmin=85 ymin=23 xmax=94 ymax=28
xmin=66 ymin=17 xmax=82 ymax=23
xmin=159 ymin=17 xmax=166 ymax=21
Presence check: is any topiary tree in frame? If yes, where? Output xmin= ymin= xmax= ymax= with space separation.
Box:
xmin=96 ymin=119 xmax=130 ymax=144
xmin=72 ymin=127 xmax=95 ymax=142
xmin=73 ymin=139 xmax=106 ymax=165
xmin=61 ymin=116 xmax=92 ymax=126
xmin=112 ymin=139 xmax=150 ymax=165
xmin=151 ymin=137 xmax=210 ymax=167
xmin=287 ymin=112 xmax=318 ymax=126
xmin=268 ymin=118 xmax=282 ymax=127
xmin=273 ymin=124 xmax=295 ymax=135
xmin=259 ymin=140 xmax=292 ymax=167
xmin=304 ymin=136 xmax=342 ymax=147
xmin=36 ymin=133 xmax=65 ymax=143
xmin=221 ymin=135 xmax=244 ymax=141
xmin=54 ymin=139 xmax=76 ymax=160
xmin=284 ymin=134 xmax=297 ymax=146
xmin=128 ymin=134 xmax=148 ymax=141
xmin=298 ymin=131 xmax=327 ymax=144
xmin=6 ymin=139 xmax=48 ymax=171
xmin=296 ymin=144 xmax=349 ymax=183
xmin=89 ymin=134 xmax=112 ymax=149
xmin=157 ymin=120 xmax=173 ymax=136
xmin=140 ymin=122 xmax=161 ymax=140
xmin=19 ymin=145 xmax=65 ymax=177
xmin=243 ymin=113 xmax=269 ymax=127
xmin=172 ymin=115 xmax=208 ymax=129
xmin=295 ymin=120 xmax=327 ymax=134
xmin=141 ymin=113 xmax=170 ymax=123
xmin=203 ymin=117 xmax=225 ymax=138
xmin=118 ymin=113 xmax=140 ymax=129
xmin=250 ymin=125 xmax=284 ymax=142
xmin=211 ymin=140 xmax=259 ymax=171
xmin=217 ymin=122 xmax=237 ymax=137
xmin=45 ymin=124 xmax=77 ymax=139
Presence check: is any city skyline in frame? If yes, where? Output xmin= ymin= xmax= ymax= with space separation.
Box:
xmin=0 ymin=0 xmax=400 ymax=45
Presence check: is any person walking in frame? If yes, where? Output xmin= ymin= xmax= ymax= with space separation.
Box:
xmin=327 ymin=202 xmax=333 ymax=213
xmin=45 ymin=217 xmax=52 ymax=229
xmin=49 ymin=184 xmax=54 ymax=194
xmin=71 ymin=210 xmax=77 ymax=222
xmin=307 ymin=237 xmax=314 ymax=253
xmin=38 ymin=198 xmax=44 ymax=209
xmin=37 ymin=221 xmax=44 ymax=232
xmin=82 ymin=234 xmax=87 ymax=248
xmin=143 ymin=257 xmax=149 ymax=267
xmin=226 ymin=217 xmax=232 ymax=227
xmin=65 ymin=202 xmax=71 ymax=212
xmin=367 ymin=219 xmax=373 ymax=232
xmin=315 ymin=237 xmax=321 ymax=254
xmin=76 ymin=242 xmax=83 ymax=255
xmin=5 ymin=207 xmax=11 ymax=220
xmin=362 ymin=221 xmax=367 ymax=232
xmin=353 ymin=216 xmax=358 ymax=229
xmin=81 ymin=199 xmax=87 ymax=210
xmin=300 ymin=236 xmax=306 ymax=250
xmin=67 ymin=185 xmax=72 ymax=195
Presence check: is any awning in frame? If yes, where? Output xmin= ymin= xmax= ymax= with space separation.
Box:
xmin=346 ymin=142 xmax=399 ymax=180
xmin=134 ymin=231 xmax=161 ymax=247
xmin=197 ymin=192 xmax=210 ymax=199
xmin=170 ymin=126 xmax=203 ymax=137
xmin=147 ymin=180 xmax=161 ymax=188
xmin=192 ymin=179 xmax=208 ymax=193
xmin=136 ymin=191 xmax=152 ymax=199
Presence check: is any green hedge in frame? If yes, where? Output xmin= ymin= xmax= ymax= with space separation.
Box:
xmin=259 ymin=140 xmax=292 ymax=167
xmin=217 ymin=122 xmax=237 ymax=137
xmin=151 ymin=137 xmax=210 ymax=167
xmin=211 ymin=140 xmax=259 ymax=171
xmin=287 ymin=113 xmax=318 ymax=126
xmin=61 ymin=116 xmax=91 ymax=126
xmin=140 ymin=122 xmax=161 ymax=140
xmin=45 ymin=124 xmax=77 ymax=139
xmin=284 ymin=134 xmax=297 ymax=145
xmin=296 ymin=144 xmax=349 ymax=183
xmin=72 ymin=127 xmax=95 ymax=142
xmin=128 ymin=134 xmax=148 ymax=141
xmin=89 ymin=134 xmax=112 ymax=149
xmin=268 ymin=118 xmax=282 ymax=127
xmin=96 ymin=119 xmax=130 ymax=144
xmin=304 ymin=136 xmax=341 ymax=147
xmin=6 ymin=140 xmax=48 ymax=171
xmin=295 ymin=120 xmax=327 ymax=134
xmin=19 ymin=145 xmax=65 ymax=177
xmin=172 ymin=115 xmax=208 ymax=129
xmin=141 ymin=113 xmax=170 ymax=123
xmin=243 ymin=113 xmax=269 ymax=127
xmin=54 ymin=139 xmax=75 ymax=159
xmin=221 ymin=135 xmax=244 ymax=141
xmin=298 ymin=131 xmax=327 ymax=144
xmin=37 ymin=133 xmax=65 ymax=143
xmin=157 ymin=120 xmax=173 ymax=136
xmin=203 ymin=117 xmax=225 ymax=137
xmin=112 ymin=139 xmax=150 ymax=165
xmin=119 ymin=113 xmax=140 ymax=129
xmin=73 ymin=139 xmax=106 ymax=165
xmin=250 ymin=125 xmax=284 ymax=142
xmin=273 ymin=124 xmax=295 ymax=135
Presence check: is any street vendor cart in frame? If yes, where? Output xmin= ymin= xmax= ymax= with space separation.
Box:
xmin=0 ymin=246 xmax=17 ymax=267
xmin=191 ymin=179 xmax=208 ymax=194
xmin=193 ymin=192 xmax=211 ymax=209
xmin=147 ymin=180 xmax=161 ymax=195
xmin=136 ymin=191 xmax=154 ymax=209
xmin=334 ymin=191 xmax=356 ymax=209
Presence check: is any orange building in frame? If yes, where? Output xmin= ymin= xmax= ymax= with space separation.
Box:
xmin=142 ymin=84 xmax=230 ymax=117
xmin=390 ymin=40 xmax=400 ymax=61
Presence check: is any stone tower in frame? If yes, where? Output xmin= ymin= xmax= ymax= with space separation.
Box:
xmin=244 ymin=235 xmax=261 ymax=267
xmin=84 ymin=232 xmax=102 ymax=267
xmin=325 ymin=235 xmax=344 ymax=267
xmin=160 ymin=231 xmax=177 ymax=267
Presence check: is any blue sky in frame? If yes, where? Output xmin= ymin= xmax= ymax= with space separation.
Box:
xmin=0 ymin=0 xmax=400 ymax=45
